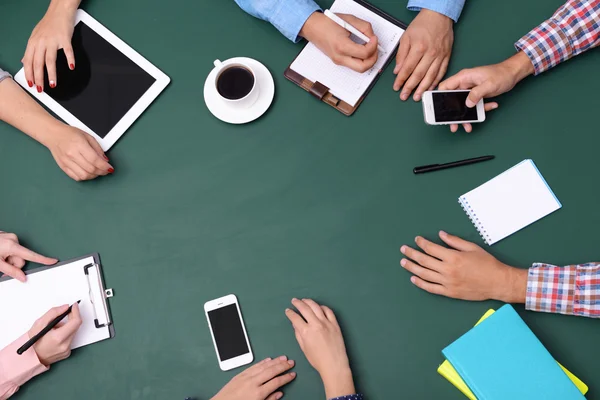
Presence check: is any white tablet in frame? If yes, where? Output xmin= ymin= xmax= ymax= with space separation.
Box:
xmin=14 ymin=10 xmax=170 ymax=151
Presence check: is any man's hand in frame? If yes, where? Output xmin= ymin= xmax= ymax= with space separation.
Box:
xmin=285 ymin=298 xmax=355 ymax=399
xmin=439 ymin=51 xmax=534 ymax=132
xmin=393 ymin=9 xmax=453 ymax=101
xmin=300 ymin=12 xmax=379 ymax=73
xmin=211 ymin=356 xmax=296 ymax=400
xmin=0 ymin=232 xmax=57 ymax=282
xmin=400 ymin=231 xmax=527 ymax=303
xmin=30 ymin=303 xmax=82 ymax=366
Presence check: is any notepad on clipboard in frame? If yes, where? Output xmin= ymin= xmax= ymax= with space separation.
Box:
xmin=459 ymin=160 xmax=562 ymax=245
xmin=284 ymin=0 xmax=406 ymax=115
xmin=0 ymin=254 xmax=114 ymax=350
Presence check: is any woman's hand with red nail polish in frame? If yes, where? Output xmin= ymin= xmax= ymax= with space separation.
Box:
xmin=211 ymin=356 xmax=296 ymax=400
xmin=22 ymin=0 xmax=80 ymax=92
xmin=44 ymin=124 xmax=113 ymax=182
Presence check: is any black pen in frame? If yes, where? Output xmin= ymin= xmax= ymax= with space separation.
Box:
xmin=17 ymin=300 xmax=81 ymax=355
xmin=413 ymin=155 xmax=495 ymax=174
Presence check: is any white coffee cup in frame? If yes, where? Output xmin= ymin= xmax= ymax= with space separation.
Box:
xmin=213 ymin=59 xmax=260 ymax=108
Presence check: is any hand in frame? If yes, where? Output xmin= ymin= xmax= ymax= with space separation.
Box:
xmin=439 ymin=51 xmax=535 ymax=132
xmin=400 ymin=231 xmax=527 ymax=303
xmin=211 ymin=356 xmax=296 ymax=400
xmin=29 ymin=303 xmax=82 ymax=366
xmin=393 ymin=9 xmax=453 ymax=101
xmin=300 ymin=12 xmax=379 ymax=73
xmin=285 ymin=298 xmax=355 ymax=399
xmin=45 ymin=125 xmax=114 ymax=181
xmin=22 ymin=0 xmax=80 ymax=91
xmin=0 ymin=232 xmax=57 ymax=282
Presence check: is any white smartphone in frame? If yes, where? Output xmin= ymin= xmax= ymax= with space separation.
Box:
xmin=204 ymin=294 xmax=253 ymax=371
xmin=422 ymin=90 xmax=485 ymax=125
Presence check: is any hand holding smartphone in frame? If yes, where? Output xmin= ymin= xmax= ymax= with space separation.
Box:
xmin=422 ymin=90 xmax=486 ymax=125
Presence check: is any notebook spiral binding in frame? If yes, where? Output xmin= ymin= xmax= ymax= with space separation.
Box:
xmin=459 ymin=197 xmax=492 ymax=245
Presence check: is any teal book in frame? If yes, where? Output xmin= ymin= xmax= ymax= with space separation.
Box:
xmin=442 ymin=305 xmax=585 ymax=400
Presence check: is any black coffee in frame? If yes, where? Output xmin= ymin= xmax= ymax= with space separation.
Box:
xmin=217 ymin=66 xmax=255 ymax=100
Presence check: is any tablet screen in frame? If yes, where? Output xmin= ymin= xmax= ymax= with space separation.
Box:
xmin=44 ymin=22 xmax=156 ymax=138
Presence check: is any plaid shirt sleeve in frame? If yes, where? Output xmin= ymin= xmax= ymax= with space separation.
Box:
xmin=514 ymin=0 xmax=600 ymax=75
xmin=526 ymin=263 xmax=600 ymax=318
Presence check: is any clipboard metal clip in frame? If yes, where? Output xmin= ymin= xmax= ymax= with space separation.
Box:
xmin=83 ymin=263 xmax=113 ymax=329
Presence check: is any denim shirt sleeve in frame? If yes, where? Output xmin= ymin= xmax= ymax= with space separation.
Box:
xmin=0 ymin=67 xmax=11 ymax=84
xmin=235 ymin=0 xmax=322 ymax=42
xmin=407 ymin=0 xmax=466 ymax=22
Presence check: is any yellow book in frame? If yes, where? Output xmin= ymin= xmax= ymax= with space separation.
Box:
xmin=437 ymin=309 xmax=589 ymax=399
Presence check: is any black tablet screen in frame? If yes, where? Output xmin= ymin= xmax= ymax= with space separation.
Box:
xmin=44 ymin=22 xmax=156 ymax=138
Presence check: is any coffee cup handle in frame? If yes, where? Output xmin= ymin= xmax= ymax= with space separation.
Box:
xmin=213 ymin=59 xmax=223 ymax=68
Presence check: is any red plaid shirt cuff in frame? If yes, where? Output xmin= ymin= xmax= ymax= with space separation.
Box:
xmin=526 ymin=263 xmax=600 ymax=318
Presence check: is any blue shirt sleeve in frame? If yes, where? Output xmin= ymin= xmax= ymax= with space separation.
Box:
xmin=407 ymin=0 xmax=466 ymax=22
xmin=235 ymin=0 xmax=322 ymax=42
xmin=330 ymin=395 xmax=364 ymax=400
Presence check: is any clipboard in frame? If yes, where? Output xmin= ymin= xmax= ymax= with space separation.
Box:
xmin=284 ymin=0 xmax=407 ymax=116
xmin=0 ymin=253 xmax=115 ymax=350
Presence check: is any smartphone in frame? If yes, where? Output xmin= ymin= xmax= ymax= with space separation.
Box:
xmin=422 ymin=90 xmax=485 ymax=125
xmin=204 ymin=294 xmax=253 ymax=371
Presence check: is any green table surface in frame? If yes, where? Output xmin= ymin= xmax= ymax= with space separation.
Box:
xmin=1 ymin=0 xmax=598 ymax=399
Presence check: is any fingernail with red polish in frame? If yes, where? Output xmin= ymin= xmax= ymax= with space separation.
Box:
xmin=36 ymin=86 xmax=42 ymax=93
xmin=27 ymin=80 xmax=33 ymax=87
xmin=103 ymin=155 xmax=109 ymax=161
xmin=108 ymin=168 xmax=115 ymax=174
xmin=49 ymin=81 xmax=56 ymax=88
xmin=69 ymin=63 xmax=75 ymax=70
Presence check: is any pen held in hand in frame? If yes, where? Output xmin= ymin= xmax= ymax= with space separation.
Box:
xmin=324 ymin=9 xmax=385 ymax=53
xmin=16 ymin=300 xmax=81 ymax=355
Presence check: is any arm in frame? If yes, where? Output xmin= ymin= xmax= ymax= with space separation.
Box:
xmin=234 ymin=0 xmax=321 ymax=42
xmin=235 ymin=0 xmax=380 ymax=72
xmin=393 ymin=0 xmax=465 ymax=101
xmin=399 ymin=231 xmax=600 ymax=319
xmin=0 ymin=335 xmax=48 ymax=400
xmin=0 ymin=304 xmax=82 ymax=400
xmin=0 ymin=77 xmax=112 ymax=181
xmin=286 ymin=299 xmax=363 ymax=400
xmin=515 ymin=0 xmax=600 ymax=75
xmin=527 ymin=263 xmax=600 ymax=318
xmin=407 ymin=0 xmax=466 ymax=23
xmin=23 ymin=0 xmax=81 ymax=90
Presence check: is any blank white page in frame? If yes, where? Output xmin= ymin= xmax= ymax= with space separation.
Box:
xmin=0 ymin=256 xmax=111 ymax=350
xmin=459 ymin=160 xmax=562 ymax=245
xmin=290 ymin=0 xmax=404 ymax=107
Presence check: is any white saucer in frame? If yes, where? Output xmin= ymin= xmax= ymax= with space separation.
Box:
xmin=204 ymin=57 xmax=275 ymax=124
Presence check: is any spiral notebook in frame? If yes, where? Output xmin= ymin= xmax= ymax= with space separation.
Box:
xmin=459 ymin=160 xmax=562 ymax=245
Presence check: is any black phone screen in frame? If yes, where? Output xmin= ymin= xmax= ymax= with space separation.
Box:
xmin=208 ymin=304 xmax=249 ymax=361
xmin=432 ymin=91 xmax=478 ymax=122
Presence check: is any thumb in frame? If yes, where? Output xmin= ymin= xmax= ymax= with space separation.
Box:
xmin=84 ymin=132 xmax=108 ymax=161
xmin=466 ymin=82 xmax=494 ymax=108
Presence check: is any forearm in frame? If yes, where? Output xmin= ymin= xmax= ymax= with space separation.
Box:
xmin=322 ymin=367 xmax=356 ymax=399
xmin=0 ymin=334 xmax=48 ymax=400
xmin=47 ymin=0 xmax=81 ymax=13
xmin=500 ymin=51 xmax=535 ymax=88
xmin=515 ymin=0 xmax=600 ymax=74
xmin=0 ymin=79 xmax=64 ymax=148
xmin=407 ymin=0 xmax=465 ymax=22
xmin=235 ymin=0 xmax=320 ymax=42
xmin=526 ymin=262 xmax=600 ymax=318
